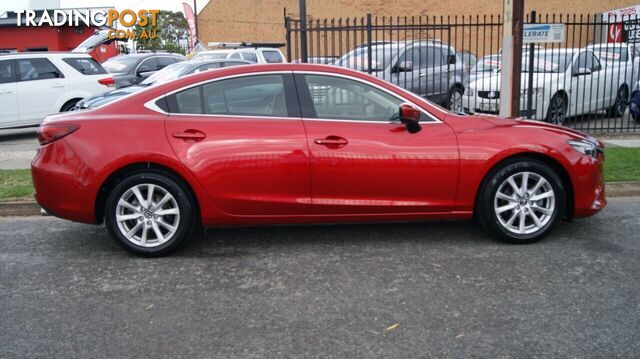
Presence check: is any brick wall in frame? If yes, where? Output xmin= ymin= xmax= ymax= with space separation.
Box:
xmin=197 ymin=0 xmax=640 ymax=47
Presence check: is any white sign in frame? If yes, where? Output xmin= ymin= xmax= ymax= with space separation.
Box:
xmin=603 ymin=5 xmax=640 ymax=22
xmin=523 ymin=23 xmax=566 ymax=44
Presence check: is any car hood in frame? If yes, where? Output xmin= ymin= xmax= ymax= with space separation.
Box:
xmin=476 ymin=114 xmax=601 ymax=144
xmin=469 ymin=72 xmax=561 ymax=92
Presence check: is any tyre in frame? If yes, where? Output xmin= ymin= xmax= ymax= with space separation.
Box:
xmin=607 ymin=85 xmax=629 ymax=118
xmin=60 ymin=99 xmax=80 ymax=112
xmin=476 ymin=158 xmax=566 ymax=244
xmin=545 ymin=93 xmax=567 ymax=126
xmin=104 ymin=171 xmax=197 ymax=257
xmin=446 ymin=87 xmax=464 ymax=112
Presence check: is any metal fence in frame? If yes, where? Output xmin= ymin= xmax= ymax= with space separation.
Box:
xmin=285 ymin=13 xmax=640 ymax=134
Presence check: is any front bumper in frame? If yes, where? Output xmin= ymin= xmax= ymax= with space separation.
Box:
xmin=462 ymin=92 xmax=544 ymax=119
xmin=572 ymin=154 xmax=607 ymax=218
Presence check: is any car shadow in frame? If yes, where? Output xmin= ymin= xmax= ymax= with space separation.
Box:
xmin=0 ymin=127 xmax=38 ymax=142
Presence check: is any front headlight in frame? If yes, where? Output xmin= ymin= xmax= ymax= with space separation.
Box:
xmin=520 ymin=88 xmax=543 ymax=97
xmin=567 ymin=139 xmax=598 ymax=158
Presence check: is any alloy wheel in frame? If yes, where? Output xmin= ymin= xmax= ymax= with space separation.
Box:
xmin=493 ymin=171 xmax=555 ymax=235
xmin=548 ymin=96 xmax=566 ymax=125
xmin=616 ymin=86 xmax=629 ymax=115
xmin=449 ymin=90 xmax=463 ymax=112
xmin=115 ymin=183 xmax=181 ymax=248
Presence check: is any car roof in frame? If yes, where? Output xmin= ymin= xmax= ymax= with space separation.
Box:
xmin=109 ymin=52 xmax=186 ymax=59
xmin=0 ymin=51 xmax=93 ymax=58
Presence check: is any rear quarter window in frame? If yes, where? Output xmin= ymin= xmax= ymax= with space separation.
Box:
xmin=63 ymin=57 xmax=107 ymax=75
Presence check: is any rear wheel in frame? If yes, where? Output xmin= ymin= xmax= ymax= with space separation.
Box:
xmin=60 ymin=99 xmax=80 ymax=112
xmin=607 ymin=85 xmax=628 ymax=118
xmin=476 ymin=159 xmax=565 ymax=244
xmin=104 ymin=171 xmax=196 ymax=256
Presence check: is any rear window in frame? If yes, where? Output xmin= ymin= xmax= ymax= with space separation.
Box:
xmin=262 ymin=51 xmax=284 ymax=63
xmin=63 ymin=57 xmax=107 ymax=75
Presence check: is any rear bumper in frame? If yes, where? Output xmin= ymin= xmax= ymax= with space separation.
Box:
xmin=31 ymin=140 xmax=97 ymax=224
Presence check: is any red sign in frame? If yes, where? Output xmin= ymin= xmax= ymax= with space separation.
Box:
xmin=608 ymin=23 xmax=623 ymax=43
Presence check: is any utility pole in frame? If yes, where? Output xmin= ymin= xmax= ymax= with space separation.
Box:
xmin=299 ymin=0 xmax=308 ymax=63
xmin=499 ymin=0 xmax=524 ymax=118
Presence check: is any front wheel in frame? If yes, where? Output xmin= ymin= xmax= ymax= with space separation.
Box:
xmin=446 ymin=87 xmax=464 ymax=112
xmin=545 ymin=93 xmax=567 ymax=126
xmin=476 ymin=159 xmax=566 ymax=244
xmin=104 ymin=171 xmax=197 ymax=256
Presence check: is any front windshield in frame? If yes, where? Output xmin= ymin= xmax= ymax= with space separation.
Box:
xmin=521 ymin=53 xmax=571 ymax=73
xmin=141 ymin=62 xmax=191 ymax=86
xmin=335 ymin=45 xmax=399 ymax=71
xmin=590 ymin=46 xmax=629 ymax=62
xmin=102 ymin=56 xmax=139 ymax=73
xmin=473 ymin=55 xmax=501 ymax=72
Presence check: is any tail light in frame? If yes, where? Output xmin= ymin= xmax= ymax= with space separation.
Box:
xmin=36 ymin=124 xmax=80 ymax=146
xmin=98 ymin=77 xmax=115 ymax=87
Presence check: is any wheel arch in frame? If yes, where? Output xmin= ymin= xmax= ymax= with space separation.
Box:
xmin=60 ymin=97 xmax=83 ymax=112
xmin=94 ymin=162 xmax=202 ymax=225
xmin=474 ymin=151 xmax=575 ymax=220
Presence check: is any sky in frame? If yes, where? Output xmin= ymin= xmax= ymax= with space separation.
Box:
xmin=0 ymin=0 xmax=212 ymax=15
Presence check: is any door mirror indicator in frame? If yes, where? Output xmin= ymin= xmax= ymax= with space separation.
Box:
xmin=395 ymin=61 xmax=414 ymax=72
xmin=399 ymin=103 xmax=422 ymax=133
xmin=447 ymin=54 xmax=457 ymax=65
xmin=574 ymin=67 xmax=592 ymax=76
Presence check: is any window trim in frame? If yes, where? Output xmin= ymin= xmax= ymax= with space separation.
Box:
xmin=15 ymin=57 xmax=64 ymax=82
xmin=143 ymin=70 xmax=442 ymax=123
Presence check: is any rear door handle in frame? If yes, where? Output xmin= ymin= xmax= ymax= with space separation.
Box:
xmin=0 ymin=89 xmax=13 ymax=94
xmin=51 ymin=83 xmax=65 ymax=88
xmin=314 ymin=136 xmax=348 ymax=146
xmin=172 ymin=130 xmax=206 ymax=141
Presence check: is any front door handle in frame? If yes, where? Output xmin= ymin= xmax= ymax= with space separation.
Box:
xmin=0 ymin=89 xmax=13 ymax=94
xmin=51 ymin=83 xmax=65 ymax=88
xmin=172 ymin=130 xmax=206 ymax=141
xmin=314 ymin=136 xmax=348 ymax=147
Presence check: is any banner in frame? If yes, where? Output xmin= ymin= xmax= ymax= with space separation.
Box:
xmin=182 ymin=2 xmax=197 ymax=51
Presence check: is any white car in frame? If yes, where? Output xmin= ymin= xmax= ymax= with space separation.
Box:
xmin=463 ymin=48 xmax=629 ymax=125
xmin=193 ymin=43 xmax=286 ymax=64
xmin=588 ymin=42 xmax=640 ymax=91
xmin=0 ymin=52 xmax=114 ymax=129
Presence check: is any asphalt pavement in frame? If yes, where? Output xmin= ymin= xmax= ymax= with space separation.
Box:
xmin=0 ymin=128 xmax=38 ymax=170
xmin=1 ymin=198 xmax=639 ymax=358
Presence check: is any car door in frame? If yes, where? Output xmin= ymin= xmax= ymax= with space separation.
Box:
xmin=15 ymin=57 xmax=67 ymax=124
xmin=295 ymin=73 xmax=459 ymax=214
xmin=570 ymin=51 xmax=601 ymax=115
xmin=0 ymin=59 xmax=19 ymax=127
xmin=164 ymin=72 xmax=311 ymax=215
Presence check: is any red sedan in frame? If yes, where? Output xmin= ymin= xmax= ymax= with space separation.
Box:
xmin=31 ymin=64 xmax=606 ymax=256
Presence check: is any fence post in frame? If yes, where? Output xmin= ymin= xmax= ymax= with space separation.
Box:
xmin=499 ymin=0 xmax=524 ymax=118
xmin=366 ymin=13 xmax=372 ymax=74
xmin=285 ymin=16 xmax=292 ymax=62
xmin=299 ymin=0 xmax=308 ymax=63
xmin=526 ymin=10 xmax=536 ymax=119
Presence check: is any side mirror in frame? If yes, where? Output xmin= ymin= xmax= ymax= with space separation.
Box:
xmin=399 ymin=103 xmax=422 ymax=133
xmin=447 ymin=54 xmax=457 ymax=65
xmin=395 ymin=60 xmax=414 ymax=72
xmin=574 ymin=67 xmax=592 ymax=76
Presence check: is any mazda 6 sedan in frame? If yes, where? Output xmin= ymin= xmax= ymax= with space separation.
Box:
xmin=32 ymin=63 xmax=606 ymax=256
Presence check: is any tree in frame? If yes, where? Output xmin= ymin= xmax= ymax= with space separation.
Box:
xmin=134 ymin=10 xmax=189 ymax=51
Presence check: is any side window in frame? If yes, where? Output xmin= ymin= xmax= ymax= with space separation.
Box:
xmin=587 ymin=52 xmax=601 ymax=71
xmin=157 ymin=57 xmax=175 ymax=69
xmin=202 ymin=75 xmax=288 ymax=116
xmin=17 ymin=58 xmax=62 ymax=81
xmin=229 ymin=52 xmax=242 ymax=59
xmin=241 ymin=52 xmax=258 ymax=62
xmin=573 ymin=52 xmax=588 ymax=74
xmin=396 ymin=47 xmax=425 ymax=70
xmin=302 ymin=74 xmax=403 ymax=122
xmin=0 ymin=60 xmax=14 ymax=84
xmin=167 ymin=75 xmax=289 ymax=117
xmin=63 ymin=57 xmax=107 ymax=75
xmin=174 ymin=86 xmax=203 ymax=114
xmin=262 ymin=51 xmax=284 ymax=63
xmin=138 ymin=58 xmax=158 ymax=73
